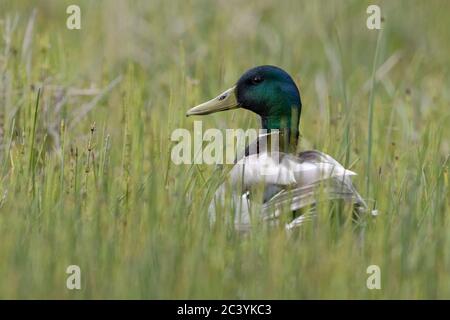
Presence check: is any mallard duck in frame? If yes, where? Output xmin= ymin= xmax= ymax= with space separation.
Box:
xmin=187 ymin=65 xmax=367 ymax=230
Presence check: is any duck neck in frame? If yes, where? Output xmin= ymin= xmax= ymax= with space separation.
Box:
xmin=261 ymin=109 xmax=300 ymax=154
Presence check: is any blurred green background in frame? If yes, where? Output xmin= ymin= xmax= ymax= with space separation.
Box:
xmin=0 ymin=0 xmax=448 ymax=298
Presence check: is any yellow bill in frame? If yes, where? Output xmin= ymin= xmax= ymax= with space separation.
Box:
xmin=186 ymin=86 xmax=239 ymax=116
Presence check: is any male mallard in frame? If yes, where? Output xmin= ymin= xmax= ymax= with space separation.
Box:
xmin=187 ymin=65 xmax=367 ymax=230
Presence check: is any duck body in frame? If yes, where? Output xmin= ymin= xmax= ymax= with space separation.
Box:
xmin=187 ymin=65 xmax=366 ymax=230
xmin=209 ymin=148 xmax=366 ymax=231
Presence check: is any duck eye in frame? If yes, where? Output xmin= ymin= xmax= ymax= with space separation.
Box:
xmin=251 ymin=76 xmax=263 ymax=84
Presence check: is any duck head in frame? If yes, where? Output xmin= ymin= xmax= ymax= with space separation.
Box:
xmin=187 ymin=65 xmax=302 ymax=148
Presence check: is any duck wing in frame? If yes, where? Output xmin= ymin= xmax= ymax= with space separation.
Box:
xmin=261 ymin=150 xmax=367 ymax=217
xmin=209 ymin=150 xmax=367 ymax=230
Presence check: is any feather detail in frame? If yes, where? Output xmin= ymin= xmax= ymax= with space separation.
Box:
xmin=208 ymin=149 xmax=367 ymax=231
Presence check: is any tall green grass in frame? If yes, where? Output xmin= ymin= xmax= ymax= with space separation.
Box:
xmin=0 ymin=0 xmax=449 ymax=299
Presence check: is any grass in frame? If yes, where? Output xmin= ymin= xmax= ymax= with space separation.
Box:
xmin=0 ymin=0 xmax=449 ymax=299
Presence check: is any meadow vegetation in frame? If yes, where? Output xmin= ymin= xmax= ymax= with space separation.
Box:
xmin=0 ymin=0 xmax=448 ymax=298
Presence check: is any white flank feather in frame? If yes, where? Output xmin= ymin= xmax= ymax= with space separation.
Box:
xmin=208 ymin=150 xmax=366 ymax=231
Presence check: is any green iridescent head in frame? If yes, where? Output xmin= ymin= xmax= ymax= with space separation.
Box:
xmin=187 ymin=65 xmax=302 ymax=144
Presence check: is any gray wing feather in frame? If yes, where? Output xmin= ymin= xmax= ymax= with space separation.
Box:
xmin=261 ymin=150 xmax=367 ymax=218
